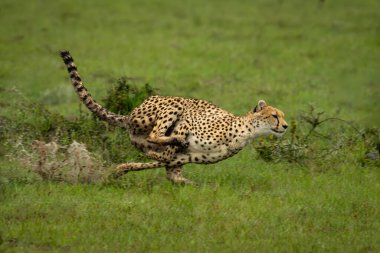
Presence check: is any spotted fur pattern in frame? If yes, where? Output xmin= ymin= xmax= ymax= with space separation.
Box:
xmin=60 ymin=50 xmax=288 ymax=183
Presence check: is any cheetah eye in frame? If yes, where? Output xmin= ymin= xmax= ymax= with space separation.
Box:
xmin=272 ymin=114 xmax=278 ymax=119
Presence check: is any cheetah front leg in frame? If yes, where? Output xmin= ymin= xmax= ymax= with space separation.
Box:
xmin=146 ymin=145 xmax=179 ymax=162
xmin=147 ymin=134 xmax=187 ymax=146
xmin=166 ymin=166 xmax=194 ymax=185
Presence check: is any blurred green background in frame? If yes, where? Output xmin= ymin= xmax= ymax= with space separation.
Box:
xmin=1 ymin=0 xmax=379 ymax=125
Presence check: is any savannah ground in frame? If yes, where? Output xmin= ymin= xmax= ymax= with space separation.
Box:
xmin=0 ymin=0 xmax=379 ymax=252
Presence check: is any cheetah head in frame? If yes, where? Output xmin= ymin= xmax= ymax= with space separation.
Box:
xmin=253 ymin=100 xmax=288 ymax=137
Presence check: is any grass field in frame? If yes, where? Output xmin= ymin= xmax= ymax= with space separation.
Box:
xmin=1 ymin=0 xmax=379 ymax=252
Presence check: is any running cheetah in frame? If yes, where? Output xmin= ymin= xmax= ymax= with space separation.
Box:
xmin=60 ymin=50 xmax=288 ymax=184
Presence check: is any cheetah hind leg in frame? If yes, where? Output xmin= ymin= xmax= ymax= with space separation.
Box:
xmin=166 ymin=166 xmax=194 ymax=185
xmin=112 ymin=161 xmax=164 ymax=178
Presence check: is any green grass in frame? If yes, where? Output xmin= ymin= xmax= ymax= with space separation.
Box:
xmin=1 ymin=162 xmax=379 ymax=252
xmin=0 ymin=0 xmax=379 ymax=252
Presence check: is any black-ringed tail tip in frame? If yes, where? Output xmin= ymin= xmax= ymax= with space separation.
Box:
xmin=60 ymin=50 xmax=70 ymax=58
xmin=60 ymin=50 xmax=76 ymax=71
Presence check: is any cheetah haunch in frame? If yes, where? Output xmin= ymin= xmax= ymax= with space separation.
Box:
xmin=60 ymin=50 xmax=288 ymax=184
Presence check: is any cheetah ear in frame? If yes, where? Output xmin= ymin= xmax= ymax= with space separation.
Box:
xmin=253 ymin=100 xmax=267 ymax=113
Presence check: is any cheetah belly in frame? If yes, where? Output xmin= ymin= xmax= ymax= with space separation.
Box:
xmin=187 ymin=134 xmax=230 ymax=163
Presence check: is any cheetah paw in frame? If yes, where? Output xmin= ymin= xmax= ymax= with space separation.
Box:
xmin=110 ymin=164 xmax=131 ymax=178
xmin=172 ymin=137 xmax=189 ymax=147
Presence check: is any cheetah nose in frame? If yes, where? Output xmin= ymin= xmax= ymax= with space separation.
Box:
xmin=282 ymin=124 xmax=288 ymax=129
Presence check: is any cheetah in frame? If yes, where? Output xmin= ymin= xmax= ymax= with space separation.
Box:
xmin=60 ymin=50 xmax=288 ymax=184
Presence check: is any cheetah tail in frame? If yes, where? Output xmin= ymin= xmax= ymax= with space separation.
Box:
xmin=60 ymin=50 xmax=129 ymax=128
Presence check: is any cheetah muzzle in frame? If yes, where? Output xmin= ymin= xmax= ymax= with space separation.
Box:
xmin=60 ymin=50 xmax=288 ymax=184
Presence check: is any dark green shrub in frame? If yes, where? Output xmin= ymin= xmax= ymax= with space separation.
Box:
xmin=103 ymin=77 xmax=155 ymax=115
xmin=254 ymin=106 xmax=379 ymax=168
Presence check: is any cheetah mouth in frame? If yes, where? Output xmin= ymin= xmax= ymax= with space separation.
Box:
xmin=271 ymin=129 xmax=285 ymax=134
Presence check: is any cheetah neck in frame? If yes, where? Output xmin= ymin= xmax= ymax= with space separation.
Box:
xmin=238 ymin=112 xmax=264 ymax=139
xmin=225 ymin=113 xmax=260 ymax=152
